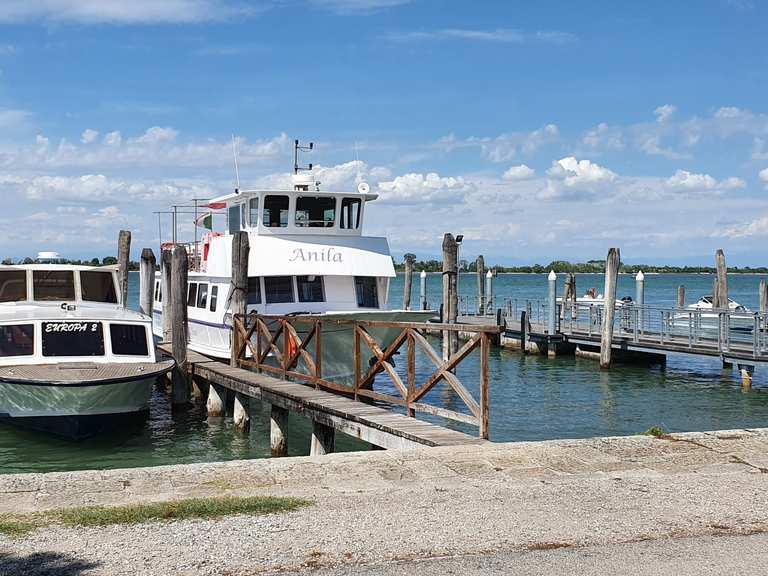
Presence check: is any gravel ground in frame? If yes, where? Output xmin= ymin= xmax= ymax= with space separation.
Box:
xmin=3 ymin=429 xmax=768 ymax=575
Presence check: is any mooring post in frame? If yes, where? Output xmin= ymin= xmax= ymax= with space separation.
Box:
xmin=560 ymin=273 xmax=572 ymax=321
xmin=403 ymin=254 xmax=414 ymax=310
xmin=161 ymin=249 xmax=173 ymax=342
xmin=600 ymin=248 xmax=620 ymax=369
xmin=547 ymin=270 xmax=557 ymax=335
xmin=715 ymin=249 xmax=728 ymax=309
xmin=270 ymin=405 xmax=289 ymax=457
xmin=486 ymin=269 xmax=493 ymax=314
xmin=310 ymin=420 xmax=335 ymax=456
xmin=739 ymin=364 xmax=754 ymax=390
xmin=230 ymin=231 xmax=250 ymax=431
xmin=476 ymin=255 xmax=485 ymax=315
xmin=635 ymin=270 xmax=644 ymax=332
xmin=569 ymin=273 xmax=577 ymax=320
xmin=139 ymin=248 xmax=156 ymax=317
xmin=419 ymin=270 xmax=428 ymax=310
xmin=117 ymin=230 xmax=131 ymax=308
xmin=759 ymin=280 xmax=766 ymax=330
xmin=677 ymin=285 xmax=686 ymax=308
xmin=170 ymin=245 xmax=190 ymax=405
xmin=442 ymin=234 xmax=459 ymax=361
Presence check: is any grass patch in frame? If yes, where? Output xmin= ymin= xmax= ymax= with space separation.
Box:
xmin=0 ymin=496 xmax=311 ymax=538
xmin=642 ymin=425 xmax=666 ymax=438
xmin=53 ymin=496 xmax=311 ymax=527
xmin=0 ymin=516 xmax=40 ymax=538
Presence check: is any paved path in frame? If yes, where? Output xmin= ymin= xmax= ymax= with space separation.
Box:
xmin=3 ymin=429 xmax=768 ymax=575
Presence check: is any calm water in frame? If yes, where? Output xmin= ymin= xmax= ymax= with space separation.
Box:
xmin=1 ymin=271 xmax=767 ymax=474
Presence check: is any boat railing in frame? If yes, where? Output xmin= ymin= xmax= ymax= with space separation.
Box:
xmin=232 ymin=313 xmax=503 ymax=439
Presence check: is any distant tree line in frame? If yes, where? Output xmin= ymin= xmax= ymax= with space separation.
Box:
xmin=393 ymin=256 xmax=768 ymax=274
xmin=1 ymin=256 xmax=140 ymax=271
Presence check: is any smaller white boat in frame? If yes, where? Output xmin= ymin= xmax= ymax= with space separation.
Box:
xmin=670 ymin=296 xmax=753 ymax=334
xmin=685 ymin=295 xmax=749 ymax=313
xmin=0 ymin=259 xmax=174 ymax=438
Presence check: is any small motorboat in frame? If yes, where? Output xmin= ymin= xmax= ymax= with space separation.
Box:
xmin=669 ymin=296 xmax=754 ymax=334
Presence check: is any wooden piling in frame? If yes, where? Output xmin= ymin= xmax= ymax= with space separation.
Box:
xmin=117 ymin=230 xmax=131 ymax=308
xmin=476 ymin=255 xmax=485 ymax=315
xmin=270 ymin=405 xmax=289 ymax=457
xmin=206 ymin=383 xmax=225 ymax=417
xmin=310 ymin=420 xmax=335 ymax=456
xmin=233 ymin=393 xmax=250 ymax=432
xmin=715 ymin=249 xmax=728 ymax=309
xmin=139 ymin=248 xmax=156 ymax=317
xmin=403 ymin=254 xmax=414 ymax=310
xmin=739 ymin=364 xmax=754 ymax=390
xmin=677 ymin=285 xmax=685 ymax=308
xmin=560 ymin=274 xmax=573 ymax=320
xmin=759 ymin=279 xmax=767 ymax=316
xmin=170 ymin=245 xmax=190 ymax=406
xmin=161 ymin=249 xmax=173 ymax=342
xmin=442 ymin=234 xmax=459 ymax=361
xmin=229 ymin=231 xmax=250 ymax=369
xmin=600 ymin=248 xmax=620 ymax=369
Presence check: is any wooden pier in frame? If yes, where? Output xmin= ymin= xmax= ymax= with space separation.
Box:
xmin=160 ymin=342 xmax=488 ymax=453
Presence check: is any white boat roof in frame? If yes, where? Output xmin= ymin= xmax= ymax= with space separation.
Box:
xmin=0 ymin=264 xmax=119 ymax=272
xmin=203 ymin=233 xmax=396 ymax=278
xmin=0 ymin=301 xmax=147 ymax=322
xmin=208 ymin=188 xmax=379 ymax=205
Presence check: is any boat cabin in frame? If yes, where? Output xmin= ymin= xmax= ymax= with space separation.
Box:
xmin=0 ymin=265 xmax=154 ymax=365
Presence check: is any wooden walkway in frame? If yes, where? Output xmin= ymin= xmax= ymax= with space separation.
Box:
xmin=159 ymin=344 xmax=486 ymax=450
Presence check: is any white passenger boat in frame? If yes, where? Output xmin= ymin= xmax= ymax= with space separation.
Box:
xmin=0 ymin=260 xmax=173 ymax=438
xmin=670 ymin=296 xmax=753 ymax=334
xmin=152 ymin=147 xmax=434 ymax=382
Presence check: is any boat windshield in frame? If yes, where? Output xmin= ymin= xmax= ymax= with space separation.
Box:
xmin=80 ymin=271 xmax=118 ymax=304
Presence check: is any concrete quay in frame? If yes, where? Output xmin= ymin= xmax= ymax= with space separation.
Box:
xmin=4 ymin=428 xmax=768 ymax=575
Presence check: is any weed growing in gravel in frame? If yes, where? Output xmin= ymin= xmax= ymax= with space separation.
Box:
xmin=0 ymin=496 xmax=311 ymax=538
xmin=54 ymin=496 xmax=311 ymax=527
xmin=642 ymin=426 xmax=666 ymax=438
xmin=0 ymin=515 xmax=40 ymax=538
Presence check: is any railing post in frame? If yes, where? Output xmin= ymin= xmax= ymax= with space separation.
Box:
xmin=353 ymin=323 xmax=360 ymax=401
xmin=547 ymin=270 xmax=557 ymax=335
xmin=479 ymin=332 xmax=489 ymax=439
xmin=314 ymin=320 xmax=322 ymax=387
xmin=633 ymin=306 xmax=639 ymax=343
xmin=635 ymin=270 xmax=644 ymax=333
xmin=406 ymin=330 xmax=415 ymax=417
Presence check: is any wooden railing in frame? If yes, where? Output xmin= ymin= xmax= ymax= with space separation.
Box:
xmin=232 ymin=313 xmax=502 ymax=439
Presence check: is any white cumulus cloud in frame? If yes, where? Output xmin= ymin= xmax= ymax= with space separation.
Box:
xmin=503 ymin=164 xmax=535 ymax=180
xmin=377 ymin=172 xmax=471 ymax=204
xmin=80 ymin=129 xmax=98 ymax=144
xmin=547 ymin=157 xmax=616 ymax=186
xmin=666 ymin=170 xmax=745 ymax=192
xmin=654 ymin=104 xmax=677 ymax=123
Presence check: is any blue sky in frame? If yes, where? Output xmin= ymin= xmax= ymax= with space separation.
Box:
xmin=0 ymin=0 xmax=767 ymax=265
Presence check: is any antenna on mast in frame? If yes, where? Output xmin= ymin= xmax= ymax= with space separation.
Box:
xmin=294 ymin=139 xmax=314 ymax=174
xmin=232 ymin=134 xmax=241 ymax=192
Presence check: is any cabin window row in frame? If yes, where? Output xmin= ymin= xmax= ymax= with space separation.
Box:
xmin=0 ymin=270 xmax=117 ymax=304
xmin=155 ymin=281 xmax=220 ymax=313
xmin=0 ymin=322 xmax=149 ymax=357
xmin=247 ymin=276 xmax=325 ymax=304
xmin=228 ymin=195 xmax=362 ymax=232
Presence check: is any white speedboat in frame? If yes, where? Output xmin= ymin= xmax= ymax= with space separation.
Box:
xmin=0 ymin=260 xmax=173 ymax=438
xmin=152 ymin=145 xmax=434 ymax=383
xmin=670 ymin=295 xmax=753 ymax=334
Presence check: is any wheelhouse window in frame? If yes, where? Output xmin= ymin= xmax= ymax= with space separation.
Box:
xmin=264 ymin=276 xmax=294 ymax=304
xmin=297 ymin=276 xmax=324 ymax=302
xmin=0 ymin=324 xmax=34 ymax=357
xmin=247 ymin=277 xmax=261 ymax=305
xmin=80 ymin=271 xmax=118 ymax=304
xmin=0 ymin=270 xmax=27 ymax=302
xmin=263 ymin=195 xmax=289 ymax=228
xmin=42 ymin=321 xmax=104 ymax=357
xmin=229 ymin=204 xmax=241 ymax=234
xmin=187 ymin=283 xmax=198 ymax=307
xmin=340 ymin=197 xmax=362 ymax=229
xmin=110 ymin=324 xmax=148 ymax=356
xmin=33 ymin=270 xmax=75 ymax=301
xmin=210 ymin=285 xmax=219 ymax=311
xmin=154 ymin=280 xmax=160 ymax=302
xmin=249 ymin=197 xmax=259 ymax=227
xmin=355 ymin=276 xmax=379 ymax=308
xmin=295 ymin=196 xmax=336 ymax=228
xmin=197 ymin=283 xmax=208 ymax=308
